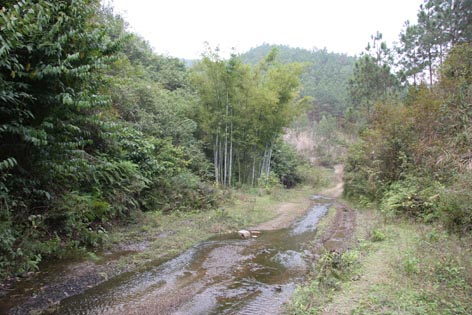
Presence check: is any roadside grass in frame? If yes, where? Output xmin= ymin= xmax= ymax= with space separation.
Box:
xmin=287 ymin=207 xmax=472 ymax=315
xmin=103 ymin=184 xmax=317 ymax=270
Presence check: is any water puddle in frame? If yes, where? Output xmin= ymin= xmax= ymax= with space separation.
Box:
xmin=3 ymin=196 xmax=331 ymax=315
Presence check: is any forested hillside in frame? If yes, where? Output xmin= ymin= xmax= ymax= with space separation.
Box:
xmin=240 ymin=44 xmax=356 ymax=118
xmin=344 ymin=0 xmax=472 ymax=234
xmin=1 ymin=0 xmax=470 ymax=294
xmin=288 ymin=2 xmax=472 ymax=313
xmin=0 ymin=1 xmax=304 ymax=278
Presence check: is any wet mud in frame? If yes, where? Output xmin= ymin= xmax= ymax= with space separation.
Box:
xmin=1 ymin=194 xmax=356 ymax=315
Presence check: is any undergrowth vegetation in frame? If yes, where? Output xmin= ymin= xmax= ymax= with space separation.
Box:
xmin=343 ymin=0 xmax=472 ymax=237
xmin=344 ymin=43 xmax=472 ymax=236
xmin=288 ymin=209 xmax=472 ymax=315
xmin=0 ymin=1 xmax=217 ymax=278
xmin=350 ymin=219 xmax=472 ymax=315
xmin=0 ymin=1 xmax=309 ymax=279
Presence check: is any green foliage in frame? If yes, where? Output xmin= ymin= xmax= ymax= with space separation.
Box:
xmin=438 ymin=173 xmax=472 ymax=235
xmin=240 ymin=44 xmax=356 ymax=117
xmin=316 ymin=250 xmax=360 ymax=290
xmin=316 ymin=253 xmax=345 ymax=291
xmin=0 ymin=0 xmax=123 ymax=276
xmin=345 ymin=43 xmax=472 ymax=234
xmin=397 ymin=0 xmax=472 ymax=85
xmin=402 ymin=254 xmax=420 ymax=275
xmin=380 ymin=176 xmax=442 ymax=221
xmin=191 ymin=47 xmax=304 ymax=187
xmin=106 ymin=31 xmax=214 ymax=212
xmin=289 ymin=249 xmax=360 ymax=314
xmin=371 ymin=229 xmax=386 ymax=242
xmin=348 ymin=48 xmax=400 ymax=115
xmin=49 ymin=192 xmax=110 ymax=247
xmin=0 ymin=1 xmax=215 ymax=279
xmin=438 ymin=43 xmax=472 ymax=168
xmin=271 ymin=140 xmax=303 ymax=188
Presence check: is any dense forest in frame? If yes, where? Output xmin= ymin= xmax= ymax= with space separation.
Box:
xmin=241 ymin=44 xmax=356 ymax=119
xmin=0 ymin=0 xmax=471 ymax=284
xmin=344 ymin=0 xmax=472 ymax=234
xmin=0 ymin=0 xmax=308 ymax=277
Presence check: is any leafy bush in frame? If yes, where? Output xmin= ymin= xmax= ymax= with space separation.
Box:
xmin=145 ymin=172 xmax=220 ymax=213
xmin=343 ymin=139 xmax=384 ymax=200
xmin=48 ymin=192 xmax=111 ymax=247
xmin=402 ymin=255 xmax=420 ymax=275
xmin=316 ymin=250 xmax=360 ymax=290
xmin=271 ymin=140 xmax=303 ymax=188
xmin=380 ymin=176 xmax=441 ymax=221
xmin=296 ymin=164 xmax=330 ymax=189
xmin=371 ymin=229 xmax=386 ymax=242
xmin=438 ymin=174 xmax=472 ymax=235
xmin=345 ymin=44 xmax=472 ymax=236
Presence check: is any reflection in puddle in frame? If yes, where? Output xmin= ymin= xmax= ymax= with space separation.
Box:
xmin=9 ymin=196 xmax=331 ymax=315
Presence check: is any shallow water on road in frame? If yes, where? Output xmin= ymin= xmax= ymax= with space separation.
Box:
xmin=7 ymin=196 xmax=331 ymax=315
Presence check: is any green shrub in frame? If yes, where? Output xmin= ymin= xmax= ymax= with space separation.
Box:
xmin=317 ymin=250 xmax=360 ymax=290
xmin=296 ymin=164 xmax=330 ymax=189
xmin=343 ymin=139 xmax=383 ymax=201
xmin=379 ymin=173 xmax=471 ymax=235
xmin=380 ymin=176 xmax=441 ymax=221
xmin=143 ymin=171 xmax=220 ymax=213
xmin=438 ymin=174 xmax=472 ymax=235
xmin=271 ymin=140 xmax=304 ymax=188
xmin=0 ymin=208 xmax=63 ymax=277
xmin=48 ymin=192 xmax=110 ymax=247
xmin=403 ymin=255 xmax=420 ymax=275
xmin=371 ymin=229 xmax=386 ymax=242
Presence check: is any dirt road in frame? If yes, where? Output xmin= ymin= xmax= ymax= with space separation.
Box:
xmin=1 ymin=165 xmax=356 ymax=315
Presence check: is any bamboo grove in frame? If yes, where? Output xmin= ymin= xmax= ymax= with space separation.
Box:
xmin=191 ymin=48 xmax=305 ymax=187
xmin=0 ymin=0 xmax=307 ymax=277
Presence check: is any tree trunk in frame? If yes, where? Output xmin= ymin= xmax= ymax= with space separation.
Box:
xmin=214 ymin=134 xmax=219 ymax=186
xmin=260 ymin=147 xmax=267 ymax=179
xmin=251 ymin=156 xmax=256 ymax=186
xmin=224 ymin=90 xmax=229 ymax=186
xmin=219 ymin=137 xmax=223 ymax=185
xmin=428 ymin=51 xmax=433 ymax=86
xmin=266 ymin=144 xmax=273 ymax=180
xmin=238 ymin=151 xmax=241 ymax=184
xmin=229 ymin=110 xmax=233 ymax=187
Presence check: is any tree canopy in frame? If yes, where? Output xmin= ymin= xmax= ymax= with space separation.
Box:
xmin=0 ymin=2 xmax=309 ymax=278
xmin=191 ymin=47 xmax=305 ymax=186
xmin=240 ymin=44 xmax=356 ymax=119
xmin=344 ymin=0 xmax=472 ymax=235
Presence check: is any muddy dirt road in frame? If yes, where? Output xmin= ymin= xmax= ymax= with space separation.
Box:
xmin=1 ymin=165 xmax=355 ymax=315
xmin=36 ymin=198 xmax=334 ymax=315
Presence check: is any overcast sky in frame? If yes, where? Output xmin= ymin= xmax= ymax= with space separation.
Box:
xmin=107 ymin=0 xmax=424 ymax=59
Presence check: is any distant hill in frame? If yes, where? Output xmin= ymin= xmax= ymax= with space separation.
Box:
xmin=240 ymin=44 xmax=356 ymax=119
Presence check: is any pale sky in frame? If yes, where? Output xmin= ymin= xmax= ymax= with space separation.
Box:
xmin=106 ymin=0 xmax=424 ymax=59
